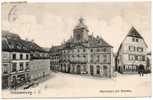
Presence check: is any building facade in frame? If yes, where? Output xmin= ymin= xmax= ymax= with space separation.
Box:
xmin=27 ymin=41 xmax=50 ymax=81
xmin=50 ymin=18 xmax=114 ymax=78
xmin=49 ymin=45 xmax=62 ymax=71
xmin=2 ymin=31 xmax=31 ymax=89
xmin=116 ymin=27 xmax=148 ymax=73
xmin=2 ymin=31 xmax=50 ymax=89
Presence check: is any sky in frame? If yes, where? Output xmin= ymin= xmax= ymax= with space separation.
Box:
xmin=1 ymin=2 xmax=151 ymax=52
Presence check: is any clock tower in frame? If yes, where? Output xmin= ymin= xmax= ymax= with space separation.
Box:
xmin=73 ymin=17 xmax=89 ymax=42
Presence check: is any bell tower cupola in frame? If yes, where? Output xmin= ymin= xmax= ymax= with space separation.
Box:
xmin=73 ymin=17 xmax=89 ymax=42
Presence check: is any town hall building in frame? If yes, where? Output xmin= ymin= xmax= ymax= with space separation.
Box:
xmin=49 ymin=18 xmax=114 ymax=78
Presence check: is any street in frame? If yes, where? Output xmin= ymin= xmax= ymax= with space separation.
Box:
xmin=2 ymin=71 xmax=151 ymax=98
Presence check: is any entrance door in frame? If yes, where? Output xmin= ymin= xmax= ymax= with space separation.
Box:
xmin=90 ymin=65 xmax=94 ymax=76
xmin=43 ymin=72 xmax=45 ymax=77
xmin=103 ymin=66 xmax=108 ymax=77
xmin=77 ymin=65 xmax=81 ymax=74
xmin=96 ymin=66 xmax=100 ymax=75
xmin=2 ymin=76 xmax=9 ymax=89
xmin=67 ymin=65 xmax=70 ymax=73
xmin=12 ymin=76 xmax=17 ymax=89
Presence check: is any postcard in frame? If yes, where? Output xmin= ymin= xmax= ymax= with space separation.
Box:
xmin=1 ymin=1 xmax=152 ymax=98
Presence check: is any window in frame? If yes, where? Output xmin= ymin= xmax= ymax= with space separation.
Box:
xmin=123 ymin=65 xmax=125 ymax=70
xmin=137 ymin=47 xmax=143 ymax=52
xmin=25 ymin=62 xmax=29 ymax=70
xmin=97 ymin=48 xmax=100 ymax=52
xmin=78 ymin=49 xmax=80 ymax=52
xmin=135 ymin=55 xmax=138 ymax=60
xmin=3 ymin=64 xmax=8 ymax=73
xmin=12 ymin=54 xmax=16 ymax=60
xmin=19 ymin=62 xmax=24 ymax=71
xmin=12 ymin=63 xmax=17 ymax=72
xmin=83 ymin=49 xmax=86 ymax=52
xmin=103 ymin=55 xmax=107 ymax=63
xmin=103 ymin=54 xmax=107 ymax=58
xmin=98 ymin=40 xmax=100 ymax=43
xmin=103 ymin=59 xmax=107 ymax=63
xmin=129 ymin=55 xmax=134 ymax=60
xmin=134 ymin=47 xmax=136 ymax=51
xmin=132 ymin=37 xmax=135 ymax=42
xmin=26 ymin=62 xmax=29 ymax=67
xmin=77 ymin=55 xmax=80 ymax=57
xmin=90 ymin=49 xmax=93 ymax=52
xmin=129 ymin=46 xmax=130 ymax=51
xmin=26 ymin=54 xmax=29 ymax=59
xmin=128 ymin=55 xmax=130 ymax=60
xmin=103 ymin=48 xmax=107 ymax=52
xmin=2 ymin=53 xmax=9 ymax=59
xmin=129 ymin=46 xmax=135 ymax=51
xmin=20 ymin=54 xmax=23 ymax=60
xmin=132 ymin=37 xmax=139 ymax=42
xmin=136 ymin=38 xmax=139 ymax=42
xmin=138 ymin=56 xmax=141 ymax=61
xmin=97 ymin=55 xmax=100 ymax=62
xmin=142 ymin=56 xmax=145 ymax=61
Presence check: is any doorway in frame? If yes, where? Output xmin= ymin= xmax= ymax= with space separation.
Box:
xmin=90 ymin=65 xmax=94 ymax=76
xmin=77 ymin=65 xmax=81 ymax=74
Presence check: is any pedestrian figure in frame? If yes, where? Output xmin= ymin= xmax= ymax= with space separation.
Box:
xmin=138 ymin=64 xmax=145 ymax=77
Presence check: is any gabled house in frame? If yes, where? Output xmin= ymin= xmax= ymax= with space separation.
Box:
xmin=116 ymin=27 xmax=148 ymax=74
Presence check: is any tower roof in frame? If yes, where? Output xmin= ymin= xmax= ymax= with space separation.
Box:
xmin=127 ymin=26 xmax=143 ymax=38
xmin=74 ymin=17 xmax=88 ymax=31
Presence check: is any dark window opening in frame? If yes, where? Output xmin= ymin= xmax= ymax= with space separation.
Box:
xmin=20 ymin=54 xmax=23 ymax=60
xmin=12 ymin=54 xmax=16 ymax=60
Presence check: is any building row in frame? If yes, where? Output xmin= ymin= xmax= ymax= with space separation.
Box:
xmin=49 ymin=18 xmax=151 ymax=77
xmin=2 ymin=31 xmax=50 ymax=89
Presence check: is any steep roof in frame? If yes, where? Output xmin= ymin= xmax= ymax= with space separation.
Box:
xmin=2 ymin=31 xmax=30 ymax=52
xmin=117 ymin=26 xmax=148 ymax=57
xmin=2 ymin=30 xmax=20 ymax=39
xmin=2 ymin=31 xmax=45 ymax=52
xmin=49 ymin=45 xmax=64 ymax=52
xmin=22 ymin=40 xmax=45 ymax=52
xmin=88 ymin=35 xmax=113 ymax=48
xmin=127 ymin=26 xmax=143 ymax=39
xmin=60 ymin=34 xmax=112 ymax=50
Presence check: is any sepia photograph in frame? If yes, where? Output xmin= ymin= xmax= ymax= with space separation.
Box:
xmin=1 ymin=1 xmax=152 ymax=98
